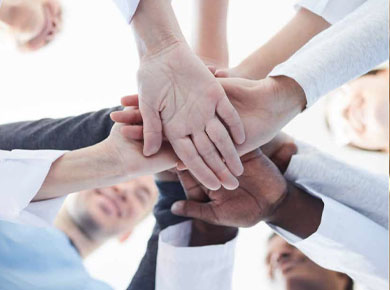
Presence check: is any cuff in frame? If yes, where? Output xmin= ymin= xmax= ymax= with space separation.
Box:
xmin=295 ymin=0 xmax=366 ymax=24
xmin=268 ymin=63 xmax=318 ymax=108
xmin=269 ymin=193 xmax=389 ymax=281
xmin=156 ymin=220 xmax=237 ymax=290
xmin=0 ymin=150 xmax=67 ymax=221
xmin=112 ymin=0 xmax=140 ymax=23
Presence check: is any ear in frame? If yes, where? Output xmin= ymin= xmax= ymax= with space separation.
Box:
xmin=118 ymin=230 xmax=133 ymax=243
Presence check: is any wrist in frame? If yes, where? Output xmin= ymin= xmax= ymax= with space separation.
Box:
xmin=36 ymin=143 xmax=126 ymax=201
xmin=269 ymin=75 xmax=307 ymax=113
xmin=190 ymin=220 xmax=238 ymax=246
xmin=265 ymin=183 xmax=324 ymax=238
xmin=132 ymin=0 xmax=186 ymax=59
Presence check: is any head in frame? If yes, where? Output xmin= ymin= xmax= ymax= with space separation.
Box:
xmin=326 ymin=69 xmax=389 ymax=152
xmin=266 ymin=234 xmax=353 ymax=290
xmin=66 ymin=176 xmax=158 ymax=242
xmin=0 ymin=0 xmax=62 ymax=51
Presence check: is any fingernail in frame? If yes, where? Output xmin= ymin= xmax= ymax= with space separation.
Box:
xmin=171 ymin=202 xmax=183 ymax=214
xmin=221 ymin=177 xmax=239 ymax=191
xmin=233 ymin=163 xmax=244 ymax=177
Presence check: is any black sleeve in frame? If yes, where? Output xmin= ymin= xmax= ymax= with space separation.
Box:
xmin=0 ymin=107 xmax=121 ymax=150
xmin=127 ymin=181 xmax=190 ymax=290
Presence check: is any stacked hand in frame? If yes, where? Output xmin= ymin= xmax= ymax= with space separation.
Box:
xmin=112 ymin=74 xmax=305 ymax=165
xmin=172 ymin=142 xmax=297 ymax=227
xmin=101 ymin=107 xmax=178 ymax=178
xmin=136 ymin=42 xmax=246 ymax=190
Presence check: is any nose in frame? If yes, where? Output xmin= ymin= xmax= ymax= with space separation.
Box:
xmin=112 ymin=186 xmax=127 ymax=202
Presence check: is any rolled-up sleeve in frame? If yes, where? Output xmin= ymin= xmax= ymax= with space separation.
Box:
xmin=0 ymin=149 xmax=66 ymax=221
xmin=296 ymin=0 xmax=366 ymax=24
xmin=270 ymin=0 xmax=388 ymax=107
xmin=112 ymin=0 xmax=140 ymax=23
xmin=270 ymin=195 xmax=389 ymax=290
xmin=156 ymin=221 xmax=237 ymax=290
xmin=269 ymin=141 xmax=389 ymax=289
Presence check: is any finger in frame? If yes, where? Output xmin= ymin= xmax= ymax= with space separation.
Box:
xmin=171 ymin=200 xmax=218 ymax=225
xmin=120 ymin=125 xmax=144 ymax=140
xmin=215 ymin=69 xmax=230 ymax=78
xmin=176 ymin=160 xmax=187 ymax=171
xmin=171 ymin=137 xmax=221 ymax=190
xmin=207 ymin=65 xmax=217 ymax=75
xmin=121 ymin=94 xmax=139 ymax=107
xmin=206 ymin=118 xmax=244 ymax=176
xmin=192 ymin=132 xmax=239 ymax=190
xmin=110 ymin=109 xmax=143 ymax=124
xmin=177 ymin=170 xmax=209 ymax=202
xmin=269 ymin=143 xmax=297 ymax=173
xmin=216 ymin=97 xmax=245 ymax=145
xmin=139 ymin=103 xmax=162 ymax=156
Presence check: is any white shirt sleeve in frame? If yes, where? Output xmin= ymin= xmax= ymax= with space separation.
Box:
xmin=285 ymin=141 xmax=389 ymax=229
xmin=156 ymin=220 xmax=237 ymax=290
xmin=111 ymin=0 xmax=140 ymax=23
xmin=0 ymin=149 xmax=67 ymax=227
xmin=296 ymin=0 xmax=366 ymax=24
xmin=269 ymin=141 xmax=389 ymax=290
xmin=269 ymin=0 xmax=389 ymax=107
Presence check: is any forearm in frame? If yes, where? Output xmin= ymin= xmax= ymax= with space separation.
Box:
xmin=132 ymin=0 xmax=185 ymax=58
xmin=0 ymin=107 xmax=119 ymax=151
xmin=36 ymin=142 xmax=124 ymax=201
xmin=266 ymin=183 xmax=324 ymax=239
xmin=234 ymin=8 xmax=330 ymax=80
xmin=192 ymin=0 xmax=229 ymax=68
xmin=269 ymin=0 xmax=388 ymax=107
xmin=190 ymin=220 xmax=237 ymax=246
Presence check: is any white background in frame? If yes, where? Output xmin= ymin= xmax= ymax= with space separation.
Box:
xmin=0 ymin=0 xmax=386 ymax=289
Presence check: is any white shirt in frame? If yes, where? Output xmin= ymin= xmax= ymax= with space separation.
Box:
xmin=156 ymin=142 xmax=389 ymax=290
xmin=111 ymin=0 xmax=140 ymax=23
xmin=0 ymin=149 xmax=66 ymax=227
xmin=270 ymin=0 xmax=389 ymax=107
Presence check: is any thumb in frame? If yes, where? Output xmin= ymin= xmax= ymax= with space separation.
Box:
xmin=215 ymin=68 xmax=231 ymax=78
xmin=171 ymin=200 xmax=217 ymax=224
xmin=140 ymin=104 xmax=163 ymax=156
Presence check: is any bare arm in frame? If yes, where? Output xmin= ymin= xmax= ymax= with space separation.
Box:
xmin=191 ymin=0 xmax=229 ymax=68
xmin=36 ymin=121 xmax=178 ymax=201
xmin=220 ymin=8 xmax=330 ymax=79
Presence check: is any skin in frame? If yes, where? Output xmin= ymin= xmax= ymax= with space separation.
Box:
xmin=67 ymin=176 xmax=158 ymax=240
xmin=215 ymin=8 xmax=330 ymax=79
xmin=36 ymin=111 xmax=178 ymax=202
xmin=112 ymin=75 xmax=307 ymax=159
xmin=0 ymin=0 xmax=62 ymax=51
xmin=132 ymin=0 xmax=245 ymax=191
xmin=191 ymin=0 xmax=229 ymax=69
xmin=266 ymin=235 xmax=349 ymax=290
xmin=55 ymin=176 xmax=158 ymax=257
xmin=327 ymin=70 xmax=389 ymax=152
xmin=170 ymin=138 xmax=324 ymax=239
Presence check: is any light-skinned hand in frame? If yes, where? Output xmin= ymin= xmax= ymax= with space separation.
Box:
xmin=136 ymin=42 xmax=245 ymax=190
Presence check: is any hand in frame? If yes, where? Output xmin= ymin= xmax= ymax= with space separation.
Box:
xmin=136 ymin=42 xmax=245 ymax=190
xmin=171 ymin=148 xmax=290 ymax=227
xmin=217 ymin=76 xmax=306 ymax=155
xmin=102 ymin=108 xmax=178 ymax=178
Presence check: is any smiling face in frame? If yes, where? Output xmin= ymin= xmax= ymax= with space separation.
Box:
xmin=1 ymin=0 xmax=62 ymax=51
xmin=67 ymin=176 xmax=158 ymax=241
xmin=326 ymin=70 xmax=389 ymax=152
xmin=266 ymin=235 xmax=350 ymax=290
